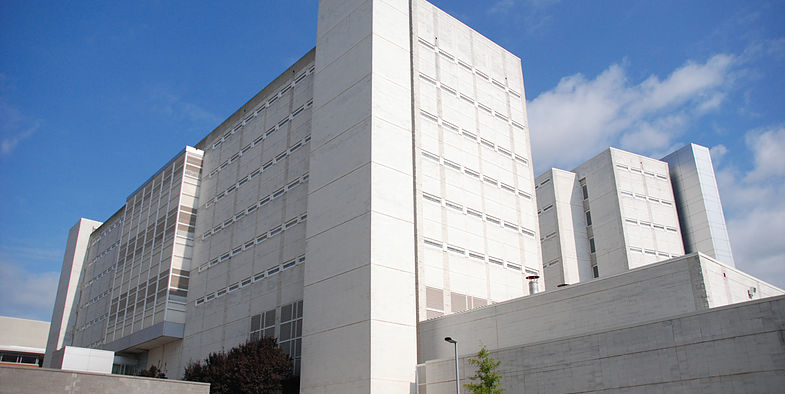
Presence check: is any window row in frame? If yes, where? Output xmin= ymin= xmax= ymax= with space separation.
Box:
xmin=615 ymin=163 xmax=669 ymax=180
xmin=249 ymin=300 xmax=303 ymax=375
xmin=417 ymin=38 xmax=523 ymax=99
xmin=89 ymin=219 xmax=124 ymax=247
xmin=195 ymin=255 xmax=306 ymax=307
xmin=0 ymin=351 xmax=43 ymax=367
xmin=628 ymin=246 xmax=679 ymax=259
xmin=202 ymin=173 xmax=309 ymax=241
xmin=534 ymin=177 xmax=551 ymax=189
xmin=420 ymin=150 xmax=533 ymax=200
xmin=80 ymin=288 xmax=112 ymax=309
xmin=184 ymin=153 xmax=203 ymax=179
xmin=204 ymin=135 xmax=311 ymax=208
xmin=90 ymin=240 xmax=121 ymax=265
xmin=624 ymin=218 xmax=679 ymax=233
xmin=418 ymin=74 xmax=526 ymax=131
xmin=543 ymin=258 xmax=560 ymax=268
xmin=422 ymin=192 xmax=536 ymax=238
xmin=425 ymin=286 xmax=493 ymax=319
xmin=75 ymin=312 xmax=108 ymax=333
xmin=197 ymin=212 xmax=308 ymax=273
xmin=536 ymin=203 xmax=553 ymax=215
xmin=210 ymin=64 xmax=315 ymax=152
xmin=540 ymin=231 xmax=557 ymax=242
xmin=208 ymin=99 xmax=314 ymax=179
xmin=619 ymin=190 xmax=674 ymax=207
xmin=422 ymin=238 xmax=534 ymax=275
xmin=419 ymin=109 xmax=528 ymax=163
xmin=83 ymin=264 xmax=115 ymax=289
xmin=108 ymin=270 xmax=171 ymax=322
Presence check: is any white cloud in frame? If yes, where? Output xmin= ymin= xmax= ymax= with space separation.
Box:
xmin=744 ymin=125 xmax=785 ymax=182
xmin=149 ymin=88 xmax=220 ymax=129
xmin=487 ymin=0 xmax=561 ymax=34
xmin=528 ymin=54 xmax=736 ymax=173
xmin=488 ymin=0 xmax=516 ymax=14
xmin=488 ymin=0 xmax=560 ymax=13
xmin=0 ymin=96 xmax=40 ymax=156
xmin=0 ymin=261 xmax=59 ymax=321
xmin=710 ymin=144 xmax=728 ymax=165
xmin=628 ymin=55 xmax=734 ymax=116
xmin=619 ymin=114 xmax=687 ymax=152
xmin=715 ymin=126 xmax=785 ymax=289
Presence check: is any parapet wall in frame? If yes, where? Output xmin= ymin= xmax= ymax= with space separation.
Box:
xmin=417 ymin=294 xmax=785 ymax=393
xmin=0 ymin=365 xmax=209 ymax=394
xmin=418 ymin=252 xmax=783 ymax=361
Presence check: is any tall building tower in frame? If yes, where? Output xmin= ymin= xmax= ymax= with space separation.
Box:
xmin=47 ymin=0 xmax=541 ymax=391
xmin=537 ymin=148 xmax=685 ymax=289
xmin=303 ymin=0 xmax=541 ymax=390
xmin=44 ymin=218 xmax=102 ymax=367
xmin=662 ymin=143 xmax=735 ymax=267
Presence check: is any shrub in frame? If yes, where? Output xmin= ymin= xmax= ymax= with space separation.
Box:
xmin=183 ymin=336 xmax=293 ymax=393
xmin=137 ymin=364 xmax=167 ymax=379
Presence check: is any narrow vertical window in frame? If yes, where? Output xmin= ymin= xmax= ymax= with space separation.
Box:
xmin=589 ymin=238 xmax=596 ymax=253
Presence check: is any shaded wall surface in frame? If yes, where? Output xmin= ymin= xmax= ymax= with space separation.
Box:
xmin=418 ymin=294 xmax=785 ymax=393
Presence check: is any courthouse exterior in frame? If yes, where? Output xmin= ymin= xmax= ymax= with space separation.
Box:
xmin=45 ymin=1 xmax=784 ymax=392
xmin=47 ymin=0 xmax=542 ymax=390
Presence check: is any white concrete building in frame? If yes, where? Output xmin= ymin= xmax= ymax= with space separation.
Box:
xmin=0 ymin=316 xmax=49 ymax=368
xmin=536 ymin=147 xmax=686 ymax=289
xmin=48 ymin=0 xmax=541 ymax=389
xmin=417 ymin=255 xmax=785 ymax=393
xmin=44 ymin=218 xmax=101 ymax=367
xmin=47 ymin=1 xmax=782 ymax=392
xmin=662 ymin=143 xmax=735 ymax=266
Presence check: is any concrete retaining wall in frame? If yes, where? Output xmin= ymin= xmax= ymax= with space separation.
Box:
xmin=418 ymin=253 xmax=783 ymax=361
xmin=417 ymin=295 xmax=785 ymax=393
xmin=0 ymin=366 xmax=209 ymax=394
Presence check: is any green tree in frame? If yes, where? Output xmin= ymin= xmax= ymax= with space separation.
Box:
xmin=464 ymin=346 xmax=503 ymax=394
xmin=183 ymin=337 xmax=294 ymax=393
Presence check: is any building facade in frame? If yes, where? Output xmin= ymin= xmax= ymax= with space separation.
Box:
xmin=46 ymin=1 xmax=766 ymax=392
xmin=417 ymin=253 xmax=785 ymax=393
xmin=662 ymin=143 xmax=735 ymax=267
xmin=536 ymin=147 xmax=687 ymax=289
xmin=47 ymin=1 xmax=543 ymax=390
xmin=0 ymin=316 xmax=49 ymax=368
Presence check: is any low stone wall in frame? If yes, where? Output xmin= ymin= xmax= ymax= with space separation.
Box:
xmin=417 ymin=295 xmax=785 ymax=393
xmin=0 ymin=366 xmax=209 ymax=394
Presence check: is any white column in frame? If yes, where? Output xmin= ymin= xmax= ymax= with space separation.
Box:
xmin=301 ymin=0 xmax=417 ymax=392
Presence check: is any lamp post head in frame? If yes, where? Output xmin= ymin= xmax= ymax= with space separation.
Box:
xmin=444 ymin=337 xmax=457 ymax=344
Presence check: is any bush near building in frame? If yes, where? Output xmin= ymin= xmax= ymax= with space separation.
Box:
xmin=183 ymin=337 xmax=293 ymax=393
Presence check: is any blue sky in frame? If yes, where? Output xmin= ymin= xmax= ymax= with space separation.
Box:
xmin=1 ymin=0 xmax=783 ymax=321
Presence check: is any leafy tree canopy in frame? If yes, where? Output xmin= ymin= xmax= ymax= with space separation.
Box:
xmin=464 ymin=346 xmax=503 ymax=394
xmin=183 ymin=337 xmax=293 ymax=393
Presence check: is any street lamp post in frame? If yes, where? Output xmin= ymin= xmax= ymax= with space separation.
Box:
xmin=444 ymin=337 xmax=460 ymax=394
